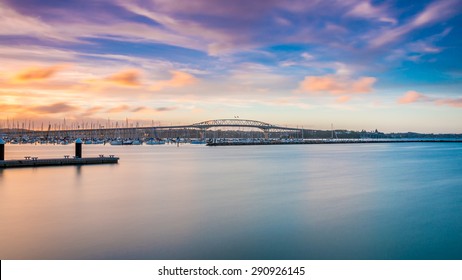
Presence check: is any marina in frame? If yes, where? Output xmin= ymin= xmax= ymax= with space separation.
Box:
xmin=2 ymin=119 xmax=461 ymax=148
xmin=1 ymin=119 xmax=461 ymax=170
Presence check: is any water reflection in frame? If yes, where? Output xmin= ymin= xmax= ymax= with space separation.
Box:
xmin=0 ymin=143 xmax=462 ymax=259
xmin=75 ymin=165 xmax=82 ymax=177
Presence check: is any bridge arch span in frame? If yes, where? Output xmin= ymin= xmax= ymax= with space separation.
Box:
xmin=192 ymin=119 xmax=275 ymax=130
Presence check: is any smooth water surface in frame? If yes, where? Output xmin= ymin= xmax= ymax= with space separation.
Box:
xmin=1 ymin=143 xmax=462 ymax=259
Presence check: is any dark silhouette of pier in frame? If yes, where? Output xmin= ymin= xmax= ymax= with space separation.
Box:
xmin=0 ymin=138 xmax=119 ymax=169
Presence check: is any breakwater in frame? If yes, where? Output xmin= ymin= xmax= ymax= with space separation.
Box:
xmin=206 ymin=139 xmax=462 ymax=146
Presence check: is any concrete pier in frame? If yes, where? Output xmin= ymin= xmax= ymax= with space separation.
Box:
xmin=0 ymin=138 xmax=119 ymax=169
xmin=0 ymin=156 xmax=119 ymax=168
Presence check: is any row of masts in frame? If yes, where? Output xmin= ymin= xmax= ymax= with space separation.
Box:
xmin=0 ymin=118 xmax=165 ymax=131
xmin=1 ymin=127 xmax=302 ymax=143
xmin=1 ymin=118 xmax=310 ymax=142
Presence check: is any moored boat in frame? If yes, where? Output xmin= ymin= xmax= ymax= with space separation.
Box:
xmin=110 ymin=139 xmax=123 ymax=145
xmin=145 ymin=139 xmax=166 ymax=145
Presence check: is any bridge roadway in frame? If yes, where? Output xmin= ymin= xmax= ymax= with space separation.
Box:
xmin=31 ymin=119 xmax=302 ymax=138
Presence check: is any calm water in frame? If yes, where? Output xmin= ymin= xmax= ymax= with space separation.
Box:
xmin=1 ymin=142 xmax=462 ymax=260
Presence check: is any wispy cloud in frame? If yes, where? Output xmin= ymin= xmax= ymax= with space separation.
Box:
xmin=131 ymin=106 xmax=150 ymax=113
xmin=105 ymin=69 xmax=141 ymax=87
xmin=31 ymin=102 xmax=79 ymax=114
xmin=0 ymin=1 xmax=71 ymax=42
xmin=435 ymin=98 xmax=462 ymax=108
xmin=108 ymin=105 xmax=177 ymax=114
xmin=131 ymin=106 xmax=177 ymax=113
xmin=336 ymin=96 xmax=352 ymax=103
xmin=0 ymin=100 xmax=159 ymax=120
xmin=398 ymin=91 xmax=429 ymax=104
xmin=226 ymin=63 xmax=291 ymax=93
xmin=398 ymin=90 xmax=462 ymax=108
xmin=346 ymin=0 xmax=396 ymax=24
xmin=151 ymin=71 xmax=198 ymax=91
xmin=386 ymin=27 xmax=451 ymax=62
xmin=0 ymin=102 xmax=80 ymax=115
xmin=298 ymin=75 xmax=376 ymax=95
xmin=155 ymin=106 xmax=177 ymax=112
xmin=116 ymin=1 xmax=239 ymax=55
xmin=81 ymin=106 xmax=104 ymax=117
xmin=14 ymin=65 xmax=68 ymax=82
xmin=369 ymin=0 xmax=459 ymax=48
xmin=411 ymin=0 xmax=457 ymax=27
xmin=106 ymin=105 xmax=131 ymax=113
xmin=1 ymin=0 xmax=461 ymax=132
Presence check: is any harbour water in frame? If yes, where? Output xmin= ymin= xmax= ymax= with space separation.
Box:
xmin=1 ymin=143 xmax=462 ymax=259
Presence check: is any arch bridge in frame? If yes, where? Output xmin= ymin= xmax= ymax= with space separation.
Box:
xmin=191 ymin=119 xmax=300 ymax=133
xmin=9 ymin=118 xmax=301 ymax=140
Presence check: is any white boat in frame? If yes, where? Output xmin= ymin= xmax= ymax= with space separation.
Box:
xmin=145 ymin=139 xmax=165 ymax=145
xmin=190 ymin=139 xmax=206 ymax=144
xmin=123 ymin=140 xmax=133 ymax=145
xmin=110 ymin=140 xmax=123 ymax=145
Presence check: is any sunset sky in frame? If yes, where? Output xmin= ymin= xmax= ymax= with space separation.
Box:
xmin=1 ymin=0 xmax=461 ymax=133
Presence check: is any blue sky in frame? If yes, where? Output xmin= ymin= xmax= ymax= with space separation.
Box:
xmin=0 ymin=0 xmax=461 ymax=132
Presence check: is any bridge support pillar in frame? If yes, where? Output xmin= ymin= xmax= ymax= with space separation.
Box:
xmin=199 ymin=128 xmax=207 ymax=140
xmin=263 ymin=130 xmax=269 ymax=139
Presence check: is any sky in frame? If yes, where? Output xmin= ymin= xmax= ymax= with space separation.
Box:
xmin=0 ymin=0 xmax=461 ymax=133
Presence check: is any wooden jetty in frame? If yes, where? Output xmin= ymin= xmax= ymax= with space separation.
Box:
xmin=0 ymin=138 xmax=119 ymax=169
xmin=0 ymin=155 xmax=119 ymax=168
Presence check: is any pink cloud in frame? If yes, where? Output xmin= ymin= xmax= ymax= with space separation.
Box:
xmin=398 ymin=90 xmax=462 ymax=108
xmin=130 ymin=106 xmax=177 ymax=113
xmin=336 ymin=96 xmax=352 ymax=103
xmin=398 ymin=91 xmax=427 ymax=104
xmin=151 ymin=71 xmax=198 ymax=91
xmin=106 ymin=105 xmax=131 ymax=113
xmin=81 ymin=106 xmax=104 ymax=117
xmin=298 ymin=75 xmax=376 ymax=95
xmin=31 ymin=102 xmax=79 ymax=114
xmin=105 ymin=69 xmax=141 ymax=87
xmin=0 ymin=102 xmax=80 ymax=116
xmin=155 ymin=107 xmax=177 ymax=112
xmin=435 ymin=98 xmax=462 ymax=108
xmin=14 ymin=65 xmax=67 ymax=82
